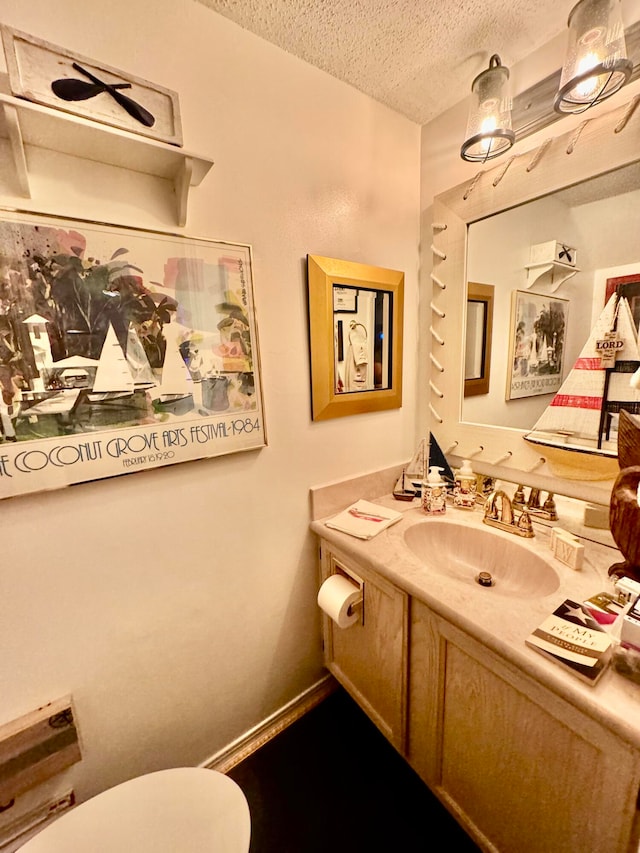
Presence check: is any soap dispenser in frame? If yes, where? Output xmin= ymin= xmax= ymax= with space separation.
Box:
xmin=454 ymin=459 xmax=477 ymax=509
xmin=423 ymin=466 xmax=446 ymax=515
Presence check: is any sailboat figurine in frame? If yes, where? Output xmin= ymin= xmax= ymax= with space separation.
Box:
xmin=393 ymin=434 xmax=455 ymax=501
xmin=525 ymin=293 xmax=640 ymax=466
xmin=393 ymin=438 xmax=427 ymax=500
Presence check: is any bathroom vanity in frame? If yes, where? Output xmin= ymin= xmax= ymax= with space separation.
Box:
xmin=312 ymin=500 xmax=640 ymax=853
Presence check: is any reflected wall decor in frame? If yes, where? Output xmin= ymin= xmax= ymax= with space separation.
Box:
xmin=605 ymin=274 xmax=640 ymax=332
xmin=0 ymin=209 xmax=265 ymax=499
xmin=506 ymin=290 xmax=569 ymax=401
xmin=464 ymin=282 xmax=494 ymax=398
xmin=307 ymin=255 xmax=403 ymax=420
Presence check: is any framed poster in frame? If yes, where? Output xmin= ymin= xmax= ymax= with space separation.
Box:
xmin=506 ymin=290 xmax=569 ymax=401
xmin=0 ymin=209 xmax=265 ymax=499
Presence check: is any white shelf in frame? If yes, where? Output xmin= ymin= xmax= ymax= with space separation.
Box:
xmin=524 ymin=260 xmax=579 ymax=292
xmin=0 ymin=93 xmax=213 ymax=226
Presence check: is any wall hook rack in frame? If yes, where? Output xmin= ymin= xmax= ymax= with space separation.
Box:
xmin=527 ymin=457 xmax=546 ymax=472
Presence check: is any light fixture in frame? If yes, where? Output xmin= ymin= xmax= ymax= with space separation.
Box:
xmin=554 ymin=0 xmax=632 ymax=113
xmin=460 ymin=54 xmax=515 ymax=163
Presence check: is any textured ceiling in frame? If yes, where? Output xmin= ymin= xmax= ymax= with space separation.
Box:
xmin=195 ymin=0 xmax=575 ymax=124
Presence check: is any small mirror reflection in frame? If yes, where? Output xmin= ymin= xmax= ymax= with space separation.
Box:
xmin=333 ymin=285 xmax=393 ymax=393
xmin=465 ymin=301 xmax=486 ymax=380
xmin=464 ymin=282 xmax=494 ymax=398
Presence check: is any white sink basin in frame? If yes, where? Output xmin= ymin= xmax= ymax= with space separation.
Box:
xmin=403 ymin=519 xmax=560 ymax=598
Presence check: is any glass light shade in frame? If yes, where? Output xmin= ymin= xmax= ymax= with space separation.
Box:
xmin=555 ymin=0 xmax=632 ymax=113
xmin=461 ymin=55 xmax=515 ymax=163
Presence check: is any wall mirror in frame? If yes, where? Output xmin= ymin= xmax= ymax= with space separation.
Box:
xmin=464 ymin=282 xmax=494 ymax=398
xmin=464 ymin=164 xmax=640 ymax=447
xmin=307 ymin=254 xmax=403 ymax=420
xmin=430 ymin=98 xmax=640 ymax=505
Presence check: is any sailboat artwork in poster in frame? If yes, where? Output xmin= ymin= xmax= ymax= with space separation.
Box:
xmin=526 ymin=293 xmax=640 ymax=458
xmin=0 ymin=209 xmax=266 ymax=500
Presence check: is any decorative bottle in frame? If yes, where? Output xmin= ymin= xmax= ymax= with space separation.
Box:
xmin=422 ymin=466 xmax=447 ymax=515
xmin=453 ymin=459 xmax=476 ymax=509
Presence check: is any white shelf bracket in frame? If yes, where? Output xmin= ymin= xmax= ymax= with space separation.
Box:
xmin=525 ymin=262 xmax=579 ymax=292
xmin=174 ymin=156 xmax=194 ymax=228
xmin=1 ymin=103 xmax=30 ymax=198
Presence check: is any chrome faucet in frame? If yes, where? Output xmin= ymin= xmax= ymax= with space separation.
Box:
xmin=483 ymin=489 xmax=534 ymax=538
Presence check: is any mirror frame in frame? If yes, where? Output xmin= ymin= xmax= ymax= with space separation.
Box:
xmin=464 ymin=282 xmax=494 ymax=398
xmin=307 ymin=254 xmax=404 ymax=420
xmin=430 ymin=99 xmax=640 ymax=504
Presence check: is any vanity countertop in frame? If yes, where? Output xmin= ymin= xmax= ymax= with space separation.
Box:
xmin=311 ymin=497 xmax=640 ymax=750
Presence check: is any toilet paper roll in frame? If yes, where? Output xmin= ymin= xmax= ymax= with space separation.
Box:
xmin=317 ymin=574 xmax=361 ymax=629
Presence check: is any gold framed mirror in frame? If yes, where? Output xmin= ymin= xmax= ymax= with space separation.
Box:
xmin=307 ymin=254 xmax=404 ymax=420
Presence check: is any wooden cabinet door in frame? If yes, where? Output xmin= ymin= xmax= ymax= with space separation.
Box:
xmin=438 ymin=623 xmax=640 ymax=853
xmin=319 ymin=541 xmax=408 ymax=752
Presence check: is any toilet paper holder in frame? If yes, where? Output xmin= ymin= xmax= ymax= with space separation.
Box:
xmin=346 ymin=593 xmax=363 ymax=617
xmin=318 ymin=560 xmax=366 ymax=628
xmin=336 ymin=567 xmax=364 ymax=621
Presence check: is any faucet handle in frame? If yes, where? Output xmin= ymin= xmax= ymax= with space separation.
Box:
xmin=513 ymin=484 xmax=526 ymax=505
xmin=542 ymin=492 xmax=558 ymax=520
xmin=527 ymin=488 xmax=542 ymax=509
xmin=517 ymin=509 xmax=534 ymax=535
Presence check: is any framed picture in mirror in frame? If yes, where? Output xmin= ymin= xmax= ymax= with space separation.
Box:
xmin=464 ymin=282 xmax=494 ymax=397
xmin=307 ymin=255 xmax=404 ymax=420
xmin=506 ymin=290 xmax=569 ymax=401
xmin=605 ymin=274 xmax=640 ymax=332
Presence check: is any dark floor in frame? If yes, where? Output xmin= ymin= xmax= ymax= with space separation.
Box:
xmin=228 ymin=686 xmax=481 ymax=853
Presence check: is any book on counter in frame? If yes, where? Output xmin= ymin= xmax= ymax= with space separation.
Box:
xmin=526 ymin=599 xmax=614 ymax=685
xmin=324 ymin=500 xmax=403 ymax=540
xmin=582 ymin=591 xmax=625 ymax=627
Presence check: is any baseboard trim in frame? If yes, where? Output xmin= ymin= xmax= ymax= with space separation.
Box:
xmin=201 ymin=674 xmax=338 ymax=774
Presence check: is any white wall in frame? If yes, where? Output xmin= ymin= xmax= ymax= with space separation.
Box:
xmin=0 ymin=0 xmax=420 ymax=812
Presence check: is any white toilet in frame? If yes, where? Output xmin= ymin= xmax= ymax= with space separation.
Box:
xmin=18 ymin=768 xmax=251 ymax=852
